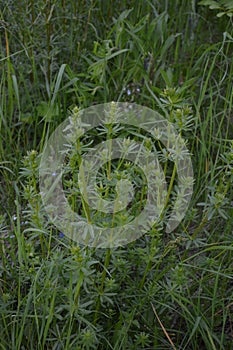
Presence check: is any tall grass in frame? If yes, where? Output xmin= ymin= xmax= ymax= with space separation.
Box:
xmin=0 ymin=1 xmax=233 ymax=349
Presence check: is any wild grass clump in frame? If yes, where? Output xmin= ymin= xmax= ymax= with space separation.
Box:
xmin=0 ymin=1 xmax=233 ymax=349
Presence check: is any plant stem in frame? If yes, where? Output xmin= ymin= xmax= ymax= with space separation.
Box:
xmin=94 ymin=248 xmax=111 ymax=325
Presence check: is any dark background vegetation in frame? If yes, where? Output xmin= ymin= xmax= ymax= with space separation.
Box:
xmin=0 ymin=1 xmax=233 ymax=349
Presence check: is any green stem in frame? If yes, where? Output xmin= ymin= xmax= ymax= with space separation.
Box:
xmin=76 ymin=139 xmax=91 ymax=223
xmin=94 ymin=248 xmax=111 ymax=325
xmin=139 ymin=260 xmax=152 ymax=289
xmin=164 ymin=162 xmax=177 ymax=209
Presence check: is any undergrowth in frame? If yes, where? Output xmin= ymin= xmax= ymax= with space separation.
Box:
xmin=0 ymin=1 xmax=233 ymax=349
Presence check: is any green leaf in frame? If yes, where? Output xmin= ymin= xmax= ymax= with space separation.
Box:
xmin=217 ymin=11 xmax=227 ymax=16
xmin=51 ymin=63 xmax=67 ymax=105
xmin=117 ymin=9 xmax=133 ymax=22
xmin=222 ymin=0 xmax=233 ymax=10
xmin=160 ymin=33 xmax=181 ymax=59
xmin=209 ymin=4 xmax=222 ymax=9
xmin=198 ymin=0 xmax=220 ymax=6
xmin=90 ymin=48 xmax=129 ymax=66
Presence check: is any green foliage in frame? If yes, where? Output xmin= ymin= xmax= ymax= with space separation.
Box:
xmin=199 ymin=0 xmax=233 ymax=17
xmin=0 ymin=0 xmax=233 ymax=349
